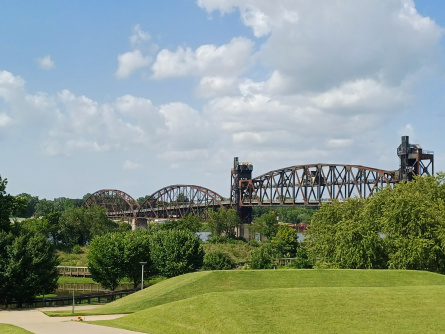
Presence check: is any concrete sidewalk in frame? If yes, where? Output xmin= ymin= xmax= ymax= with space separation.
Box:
xmin=0 ymin=305 xmax=145 ymax=334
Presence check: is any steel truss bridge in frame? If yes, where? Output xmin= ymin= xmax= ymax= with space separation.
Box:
xmin=83 ymin=136 xmax=434 ymax=225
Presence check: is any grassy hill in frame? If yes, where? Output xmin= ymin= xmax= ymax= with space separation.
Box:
xmin=48 ymin=270 xmax=445 ymax=333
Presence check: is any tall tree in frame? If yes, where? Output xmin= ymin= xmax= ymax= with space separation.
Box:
xmin=88 ymin=232 xmax=126 ymax=291
xmin=0 ymin=176 xmax=14 ymax=232
xmin=150 ymin=229 xmax=204 ymax=278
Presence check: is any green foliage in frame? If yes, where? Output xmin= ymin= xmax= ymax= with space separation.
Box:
xmin=207 ymin=208 xmax=241 ymax=238
xmin=72 ymin=244 xmax=82 ymax=254
xmin=271 ymin=225 xmax=299 ymax=257
xmin=88 ymin=232 xmax=127 ymax=291
xmin=305 ymin=175 xmax=445 ymax=274
xmin=0 ymin=176 xmax=14 ymax=232
xmin=378 ymin=176 xmax=445 ymax=273
xmin=305 ymin=198 xmax=387 ymax=269
xmin=150 ymin=229 xmax=204 ymax=278
xmin=289 ymin=247 xmax=313 ymax=269
xmin=155 ymin=214 xmax=202 ymax=233
xmin=249 ymin=211 xmax=279 ymax=239
xmin=202 ymin=242 xmax=256 ymax=262
xmin=202 ymin=251 xmax=234 ymax=270
xmin=59 ymin=206 xmax=117 ymax=249
xmin=122 ymin=230 xmax=151 ymax=289
xmin=250 ymin=243 xmax=278 ymax=269
xmin=0 ymin=228 xmax=59 ymax=307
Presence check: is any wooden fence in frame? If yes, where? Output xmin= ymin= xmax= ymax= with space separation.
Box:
xmin=57 ymin=266 xmax=91 ymax=277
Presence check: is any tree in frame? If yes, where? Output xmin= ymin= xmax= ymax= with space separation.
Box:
xmin=156 ymin=214 xmax=201 ymax=233
xmin=59 ymin=206 xmax=117 ymax=249
xmin=1 ymin=229 xmax=59 ymax=307
xmin=150 ymin=229 xmax=204 ymax=278
xmin=305 ymin=198 xmax=386 ymax=269
xmin=123 ymin=230 xmax=151 ymax=289
xmin=0 ymin=176 xmax=14 ymax=232
xmin=249 ymin=211 xmax=278 ymax=240
xmin=271 ymin=225 xmax=299 ymax=257
xmin=88 ymin=232 xmax=126 ymax=291
xmin=207 ymin=209 xmax=241 ymax=238
xmin=378 ymin=175 xmax=445 ymax=273
xmin=0 ymin=175 xmax=59 ymax=307
xmin=34 ymin=199 xmax=55 ymax=217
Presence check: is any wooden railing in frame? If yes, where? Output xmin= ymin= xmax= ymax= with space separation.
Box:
xmin=57 ymin=266 xmax=91 ymax=277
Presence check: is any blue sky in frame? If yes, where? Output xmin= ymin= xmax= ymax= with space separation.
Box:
xmin=1 ymin=0 xmax=445 ymax=200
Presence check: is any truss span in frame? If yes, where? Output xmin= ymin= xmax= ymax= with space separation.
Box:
xmin=238 ymin=164 xmax=398 ymax=206
xmin=137 ymin=185 xmax=228 ymax=220
xmin=83 ymin=189 xmax=140 ymax=218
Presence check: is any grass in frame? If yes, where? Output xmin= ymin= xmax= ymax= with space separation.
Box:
xmin=46 ymin=269 xmax=445 ymax=333
xmin=57 ymin=246 xmax=89 ymax=266
xmin=201 ymin=242 xmax=256 ymax=262
xmin=0 ymin=324 xmax=33 ymax=334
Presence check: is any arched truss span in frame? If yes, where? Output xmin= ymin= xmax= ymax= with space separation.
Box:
xmin=137 ymin=185 xmax=228 ymax=220
xmin=238 ymin=164 xmax=398 ymax=206
xmin=83 ymin=189 xmax=140 ymax=218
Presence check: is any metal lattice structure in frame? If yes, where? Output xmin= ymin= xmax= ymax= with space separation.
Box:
xmin=137 ymin=185 xmax=228 ymax=220
xmin=83 ymin=189 xmax=140 ymax=218
xmin=237 ymin=164 xmax=398 ymax=207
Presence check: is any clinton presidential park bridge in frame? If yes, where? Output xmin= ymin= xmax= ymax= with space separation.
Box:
xmin=83 ymin=136 xmax=434 ymax=228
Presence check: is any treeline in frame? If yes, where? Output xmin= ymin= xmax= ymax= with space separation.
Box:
xmin=304 ymin=173 xmax=445 ymax=274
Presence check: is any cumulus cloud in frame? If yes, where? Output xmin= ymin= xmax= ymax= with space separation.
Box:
xmin=1 ymin=1 xmax=443 ymax=189
xmin=116 ymin=50 xmax=152 ymax=79
xmin=151 ymin=37 xmax=254 ymax=79
xmin=115 ymin=25 xmax=155 ymax=79
xmin=37 ymin=55 xmax=55 ymax=70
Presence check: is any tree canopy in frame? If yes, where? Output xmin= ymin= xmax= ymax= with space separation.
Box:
xmin=304 ymin=174 xmax=445 ymax=274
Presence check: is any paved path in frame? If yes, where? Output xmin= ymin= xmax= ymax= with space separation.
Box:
xmin=0 ymin=305 xmax=145 ymax=334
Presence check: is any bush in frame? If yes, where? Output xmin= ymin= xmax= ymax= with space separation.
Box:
xmin=248 ymin=239 xmax=261 ymax=247
xmin=71 ymin=244 xmax=82 ymax=254
xmin=289 ymin=247 xmax=313 ymax=269
xmin=250 ymin=243 xmax=278 ymax=269
xmin=203 ymin=251 xmax=234 ymax=270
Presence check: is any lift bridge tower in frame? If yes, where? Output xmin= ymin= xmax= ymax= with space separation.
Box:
xmin=397 ymin=136 xmax=434 ymax=181
xmin=231 ymin=157 xmax=253 ymax=223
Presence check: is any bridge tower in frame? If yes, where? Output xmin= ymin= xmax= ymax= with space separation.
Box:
xmin=397 ymin=136 xmax=434 ymax=181
xmin=231 ymin=157 xmax=253 ymax=223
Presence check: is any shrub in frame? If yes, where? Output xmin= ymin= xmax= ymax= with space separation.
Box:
xmin=203 ymin=251 xmax=234 ymax=270
xmin=71 ymin=244 xmax=82 ymax=254
xmin=250 ymin=243 xmax=278 ymax=269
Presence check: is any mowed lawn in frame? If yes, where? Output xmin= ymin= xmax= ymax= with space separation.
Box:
xmin=49 ymin=270 xmax=445 ymax=333
xmin=0 ymin=324 xmax=33 ymax=334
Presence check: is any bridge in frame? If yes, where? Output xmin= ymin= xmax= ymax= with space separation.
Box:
xmin=84 ymin=136 xmax=434 ymax=226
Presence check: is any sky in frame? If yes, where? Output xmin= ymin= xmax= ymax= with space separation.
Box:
xmin=1 ymin=0 xmax=445 ymax=200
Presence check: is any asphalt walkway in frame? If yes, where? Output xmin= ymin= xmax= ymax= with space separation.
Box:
xmin=0 ymin=305 xmax=145 ymax=334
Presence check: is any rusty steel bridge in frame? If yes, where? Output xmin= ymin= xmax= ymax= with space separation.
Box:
xmin=84 ymin=136 xmax=434 ymax=226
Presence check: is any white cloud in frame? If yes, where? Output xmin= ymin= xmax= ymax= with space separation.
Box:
xmin=0 ymin=113 xmax=12 ymax=127
xmin=37 ymin=55 xmax=55 ymax=70
xmin=151 ymin=37 xmax=254 ymax=79
xmin=123 ymin=160 xmax=143 ymax=170
xmin=130 ymin=24 xmax=150 ymax=48
xmin=116 ymin=50 xmax=152 ymax=79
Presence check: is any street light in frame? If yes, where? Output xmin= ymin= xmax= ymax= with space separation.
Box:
xmin=139 ymin=262 xmax=147 ymax=291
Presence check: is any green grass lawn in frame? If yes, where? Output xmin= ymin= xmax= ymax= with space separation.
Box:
xmin=0 ymin=324 xmax=33 ymax=334
xmin=46 ymin=269 xmax=445 ymax=333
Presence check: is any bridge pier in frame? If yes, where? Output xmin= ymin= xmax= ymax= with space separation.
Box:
xmin=131 ymin=218 xmax=148 ymax=230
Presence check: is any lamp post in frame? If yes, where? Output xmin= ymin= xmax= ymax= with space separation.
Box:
xmin=72 ymin=275 xmax=76 ymax=314
xmin=139 ymin=262 xmax=147 ymax=290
